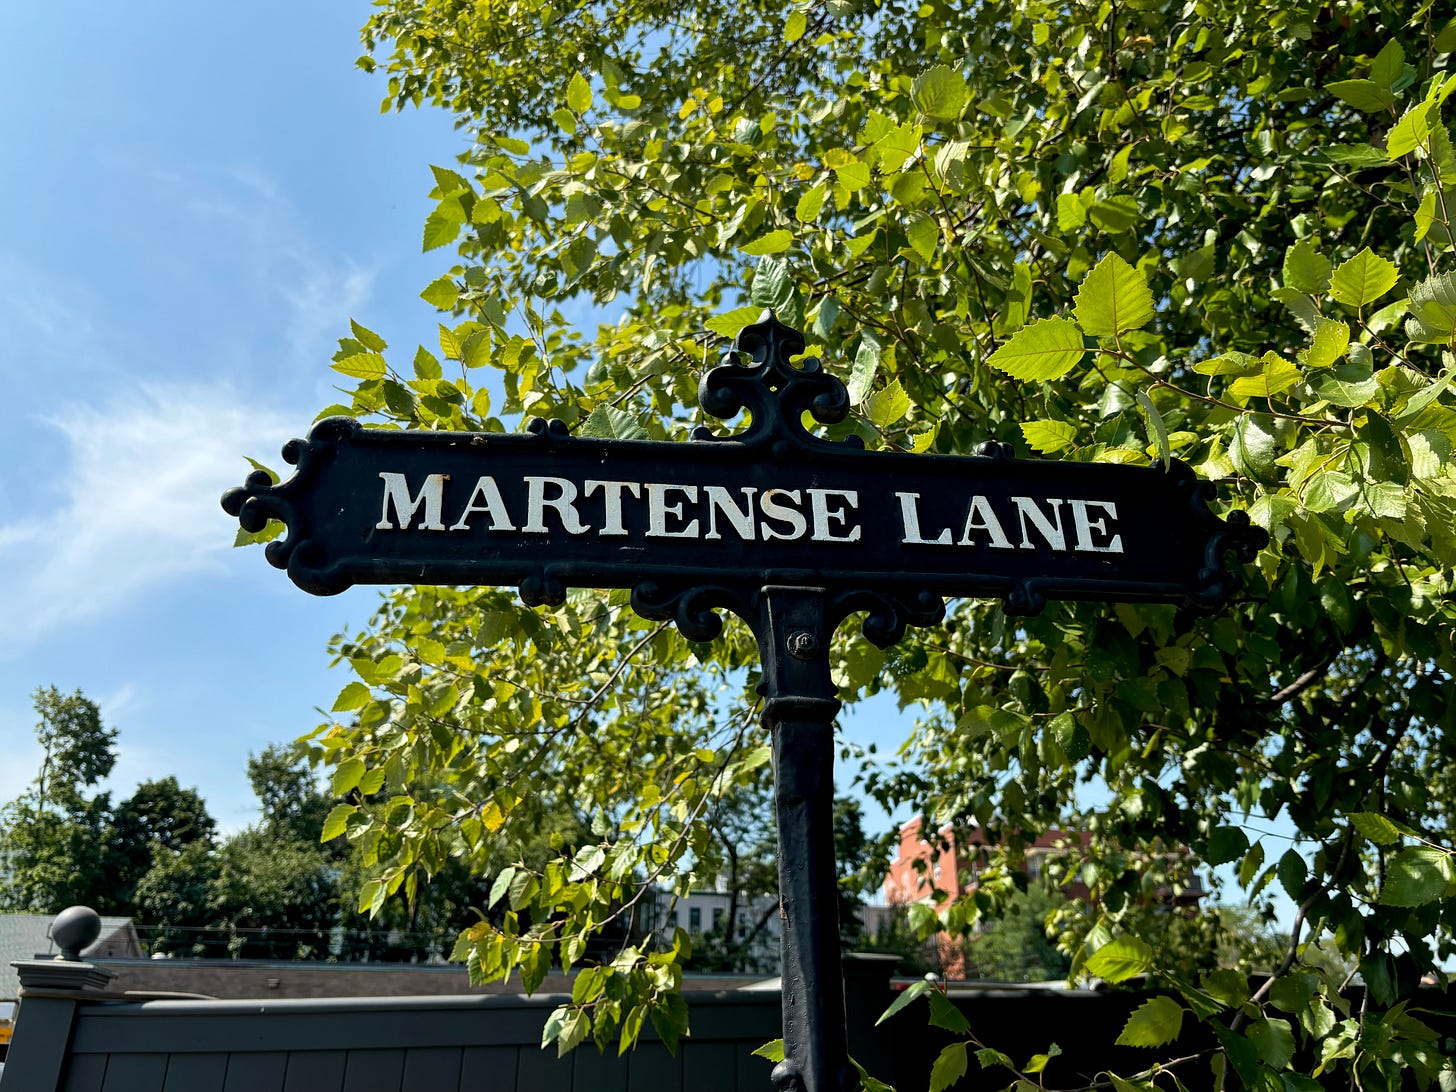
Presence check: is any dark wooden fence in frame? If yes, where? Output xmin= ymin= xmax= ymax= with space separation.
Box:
xmin=0 ymin=950 xmax=1174 ymax=1092
xmin=7 ymin=950 xmax=1453 ymax=1092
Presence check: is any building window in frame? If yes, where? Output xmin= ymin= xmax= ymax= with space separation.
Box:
xmin=689 ymin=907 xmax=701 ymax=931
xmin=712 ymin=908 xmax=725 ymax=932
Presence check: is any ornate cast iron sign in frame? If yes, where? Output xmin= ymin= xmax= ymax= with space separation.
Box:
xmin=224 ymin=314 xmax=1265 ymax=1092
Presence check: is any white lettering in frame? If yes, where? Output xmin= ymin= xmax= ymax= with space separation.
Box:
xmin=1070 ymin=499 xmax=1124 ymax=554
xmin=646 ymin=483 xmax=700 ymax=538
xmin=759 ymin=489 xmax=809 ymax=541
xmin=704 ymin=486 xmax=758 ymax=541
xmin=448 ymin=476 xmax=515 ymax=532
xmin=1012 ymin=497 xmax=1067 ymax=551
xmin=523 ymin=476 xmax=589 ymax=534
xmin=895 ymin=492 xmax=952 ymax=545
xmin=957 ymin=495 xmax=1015 ymax=549
xmin=376 ymin=472 xmax=448 ymax=531
xmin=585 ymin=480 xmax=641 ymax=537
xmin=808 ymin=489 xmax=861 ymax=543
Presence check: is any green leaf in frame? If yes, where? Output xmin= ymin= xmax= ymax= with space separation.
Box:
xmin=1206 ymin=825 xmax=1250 ymax=867
xmin=1397 ymin=368 xmax=1454 ymax=420
xmin=566 ymin=72 xmax=593 ymax=113
xmin=751 ymin=255 xmax=796 ymax=315
xmin=1381 ymin=846 xmax=1454 ymax=906
xmin=1408 ymin=271 xmax=1456 ymax=339
xmin=1330 ymin=247 xmax=1398 ymax=308
xmin=912 ymin=64 xmax=968 ymax=120
xmin=1088 ymin=195 xmax=1140 ymax=233
xmin=332 ymin=353 xmax=388 ymax=381
xmin=1230 ymin=352 xmax=1301 ymax=399
xmin=1304 ymin=319 xmax=1349 ymax=368
xmin=876 ymin=978 xmax=929 ymax=1025
xmin=985 ymin=317 xmax=1086 ymax=381
xmin=1350 ymin=812 xmax=1405 ymax=845
xmin=752 ymin=1039 xmax=785 ymax=1062
xmin=332 ymin=682 xmax=372 ymax=712
xmin=1303 ymin=470 xmax=1358 ymax=513
xmin=1230 ymin=414 xmax=1278 ymax=483
xmin=1084 ymin=936 xmax=1154 ymax=983
xmin=580 ymin=405 xmax=648 ymax=441
xmin=741 ymin=230 xmax=793 ymax=256
xmin=413 ymin=346 xmax=442 ymax=381
xmin=1326 ymin=79 xmax=1396 ymax=112
xmin=1024 ymin=1045 xmax=1061 ymax=1074
xmin=460 ymin=330 xmax=491 ymax=370
xmin=1074 ymin=253 xmax=1155 ymax=337
xmin=784 ymin=11 xmax=806 ymax=42
xmin=1020 ymin=419 xmax=1077 ymax=453
xmin=1370 ymin=40 xmax=1405 ymax=90
xmin=1247 ymin=1017 xmax=1295 ymax=1069
xmin=1136 ymin=389 xmax=1170 ymax=465
xmin=487 ymin=867 xmax=514 ymax=909
xmin=1193 ymin=352 xmax=1260 ymax=377
xmin=350 ymin=319 xmax=387 ymax=352
xmin=331 ymin=757 xmax=366 ymax=795
xmin=1116 ymin=996 xmax=1184 ymax=1048
xmin=420 ymin=276 xmax=458 ymax=310
xmin=1277 ymin=848 xmax=1308 ymax=900
xmin=1283 ymin=240 xmax=1331 ymax=295
xmin=873 ymin=122 xmax=921 ymax=172
xmin=929 ymin=1042 xmax=968 ymax=1092
xmin=649 ymin=992 xmax=688 ymax=1055
xmin=1388 ymin=100 xmax=1436 ymax=159
xmin=1356 ymin=411 xmax=1409 ymax=484
xmin=905 ymin=215 xmax=938 ymax=263
xmin=705 ymin=306 xmax=765 ymax=338
xmin=866 ymin=379 xmax=911 ymax=428
xmin=321 ymin=803 xmax=355 ymax=843
xmin=974 ymin=1048 xmax=1014 ymax=1071
xmin=795 ymin=181 xmax=827 ymax=223
xmin=422 ymin=212 xmax=462 ymax=251
xmin=848 ymin=331 xmax=881 ymax=404
xmin=1312 ymin=364 xmax=1379 ymax=408
xmin=927 ymin=990 xmax=970 ymax=1034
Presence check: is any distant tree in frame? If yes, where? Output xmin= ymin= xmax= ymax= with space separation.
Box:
xmin=103 ymin=777 xmax=216 ymax=911
xmin=0 ymin=687 xmax=117 ymax=913
xmin=134 ymin=840 xmax=220 ymax=955
xmin=248 ymin=744 xmax=334 ymax=846
xmin=136 ymin=746 xmax=343 ymax=958
xmin=206 ymin=828 xmax=338 ymax=959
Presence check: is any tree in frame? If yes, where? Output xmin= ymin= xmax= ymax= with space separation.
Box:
xmin=0 ymin=687 xmax=117 ymax=912
xmin=256 ymin=0 xmax=1456 ymax=1084
xmin=103 ymin=777 xmax=216 ymax=911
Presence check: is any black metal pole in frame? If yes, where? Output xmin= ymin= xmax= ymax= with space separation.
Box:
xmin=756 ymin=585 xmax=855 ymax=1092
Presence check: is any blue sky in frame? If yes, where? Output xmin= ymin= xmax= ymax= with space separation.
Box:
xmin=0 ymin=2 xmax=1294 ymax=934
xmin=0 ymin=0 xmax=921 ymax=836
xmin=0 ymin=0 xmax=467 ymax=827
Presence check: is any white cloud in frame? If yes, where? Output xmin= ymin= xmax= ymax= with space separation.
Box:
xmin=0 ymin=384 xmax=296 ymax=655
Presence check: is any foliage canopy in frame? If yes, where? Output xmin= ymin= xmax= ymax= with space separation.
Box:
xmin=264 ymin=0 xmax=1456 ymax=1086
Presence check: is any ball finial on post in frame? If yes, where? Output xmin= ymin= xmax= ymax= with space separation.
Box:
xmin=51 ymin=905 xmax=102 ymax=961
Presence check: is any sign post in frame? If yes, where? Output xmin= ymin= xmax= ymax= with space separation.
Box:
xmin=225 ymin=313 xmax=1265 ymax=1092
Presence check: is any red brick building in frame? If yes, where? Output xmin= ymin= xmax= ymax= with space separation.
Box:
xmin=883 ymin=818 xmax=1203 ymax=979
xmin=884 ymin=817 xmax=1091 ymax=910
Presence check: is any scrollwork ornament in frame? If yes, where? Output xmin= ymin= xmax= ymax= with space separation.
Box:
xmin=695 ymin=311 xmax=858 ymax=451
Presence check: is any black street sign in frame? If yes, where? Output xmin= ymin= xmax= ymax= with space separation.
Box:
xmin=224 ymin=313 xmax=1265 ymax=1092
xmin=224 ymin=315 xmax=1262 ymax=638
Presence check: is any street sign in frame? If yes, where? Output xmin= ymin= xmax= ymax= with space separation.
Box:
xmin=224 ymin=313 xmax=1265 ymax=1092
xmin=224 ymin=314 xmax=1261 ymax=638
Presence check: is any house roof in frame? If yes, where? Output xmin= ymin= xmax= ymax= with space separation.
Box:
xmin=0 ymin=914 xmax=139 ymax=1000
